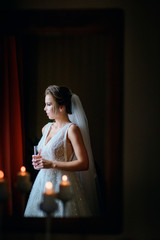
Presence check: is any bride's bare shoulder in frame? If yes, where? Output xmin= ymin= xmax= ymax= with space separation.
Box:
xmin=68 ymin=124 xmax=80 ymax=135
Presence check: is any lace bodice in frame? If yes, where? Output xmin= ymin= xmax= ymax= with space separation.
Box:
xmin=37 ymin=122 xmax=73 ymax=163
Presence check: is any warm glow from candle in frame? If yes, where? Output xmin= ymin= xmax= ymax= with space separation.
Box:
xmin=62 ymin=175 xmax=68 ymax=182
xmin=20 ymin=166 xmax=26 ymax=173
xmin=61 ymin=175 xmax=70 ymax=186
xmin=45 ymin=181 xmax=54 ymax=194
xmin=0 ymin=170 xmax=4 ymax=179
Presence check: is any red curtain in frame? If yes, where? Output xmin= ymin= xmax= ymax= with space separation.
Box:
xmin=0 ymin=36 xmax=24 ymax=215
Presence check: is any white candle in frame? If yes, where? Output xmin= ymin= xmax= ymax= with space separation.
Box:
xmin=16 ymin=166 xmax=32 ymax=192
xmin=41 ymin=181 xmax=57 ymax=213
xmin=20 ymin=166 xmax=26 ymax=176
xmin=59 ymin=175 xmax=72 ymax=200
xmin=17 ymin=166 xmax=30 ymax=184
xmin=45 ymin=181 xmax=54 ymax=195
xmin=61 ymin=175 xmax=70 ymax=186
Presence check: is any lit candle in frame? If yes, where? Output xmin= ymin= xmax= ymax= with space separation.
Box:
xmin=0 ymin=170 xmax=9 ymax=202
xmin=15 ymin=166 xmax=32 ymax=193
xmin=59 ymin=175 xmax=72 ymax=200
xmin=0 ymin=170 xmax=4 ymax=181
xmin=41 ymin=181 xmax=58 ymax=214
xmin=61 ymin=175 xmax=70 ymax=186
xmin=17 ymin=166 xmax=30 ymax=183
xmin=45 ymin=181 xmax=54 ymax=195
xmin=20 ymin=166 xmax=26 ymax=176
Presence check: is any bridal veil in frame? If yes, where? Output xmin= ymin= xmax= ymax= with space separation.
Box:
xmin=68 ymin=94 xmax=102 ymax=216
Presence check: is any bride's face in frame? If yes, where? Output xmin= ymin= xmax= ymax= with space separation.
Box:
xmin=44 ymin=94 xmax=59 ymax=119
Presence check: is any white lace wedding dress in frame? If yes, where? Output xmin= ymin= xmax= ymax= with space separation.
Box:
xmin=24 ymin=122 xmax=92 ymax=217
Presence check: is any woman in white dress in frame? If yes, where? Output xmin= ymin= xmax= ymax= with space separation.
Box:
xmin=24 ymin=85 xmax=100 ymax=217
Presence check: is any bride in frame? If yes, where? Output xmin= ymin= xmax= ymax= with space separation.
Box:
xmin=24 ymin=85 xmax=100 ymax=217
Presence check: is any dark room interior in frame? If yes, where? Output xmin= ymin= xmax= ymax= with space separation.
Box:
xmin=0 ymin=1 xmax=160 ymax=240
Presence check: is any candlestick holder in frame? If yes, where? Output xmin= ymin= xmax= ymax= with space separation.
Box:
xmin=0 ymin=173 xmax=10 ymax=240
xmin=15 ymin=167 xmax=32 ymax=194
xmin=58 ymin=190 xmax=73 ymax=217
xmin=0 ymin=170 xmax=10 ymax=203
xmin=15 ymin=179 xmax=32 ymax=194
xmin=40 ymin=193 xmax=58 ymax=240
xmin=0 ymin=181 xmax=10 ymax=203
xmin=15 ymin=168 xmax=32 ymax=214
xmin=39 ymin=193 xmax=58 ymax=216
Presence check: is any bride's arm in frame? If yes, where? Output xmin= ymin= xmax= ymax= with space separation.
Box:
xmin=53 ymin=124 xmax=89 ymax=171
xmin=32 ymin=125 xmax=89 ymax=171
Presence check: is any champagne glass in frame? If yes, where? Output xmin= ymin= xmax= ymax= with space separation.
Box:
xmin=34 ymin=145 xmax=38 ymax=156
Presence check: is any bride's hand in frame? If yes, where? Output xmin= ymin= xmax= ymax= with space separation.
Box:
xmin=32 ymin=154 xmax=53 ymax=170
xmin=32 ymin=154 xmax=41 ymax=170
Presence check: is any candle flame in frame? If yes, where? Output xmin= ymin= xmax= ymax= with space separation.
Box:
xmin=45 ymin=181 xmax=53 ymax=190
xmin=62 ymin=175 xmax=68 ymax=182
xmin=20 ymin=166 xmax=26 ymax=173
xmin=0 ymin=170 xmax=4 ymax=179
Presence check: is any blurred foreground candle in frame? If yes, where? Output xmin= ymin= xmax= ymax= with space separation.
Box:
xmin=59 ymin=175 xmax=71 ymax=198
xmin=61 ymin=175 xmax=70 ymax=186
xmin=15 ymin=166 xmax=32 ymax=193
xmin=0 ymin=171 xmax=4 ymax=179
xmin=15 ymin=166 xmax=32 ymax=215
xmin=41 ymin=183 xmax=57 ymax=240
xmin=0 ymin=170 xmax=9 ymax=202
xmin=45 ymin=181 xmax=54 ymax=195
xmin=40 ymin=181 xmax=58 ymax=215
xmin=58 ymin=175 xmax=73 ymax=217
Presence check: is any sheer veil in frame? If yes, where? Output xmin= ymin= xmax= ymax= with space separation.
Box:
xmin=68 ymin=94 xmax=101 ymax=216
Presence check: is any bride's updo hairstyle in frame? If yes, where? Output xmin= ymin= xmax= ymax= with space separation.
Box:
xmin=45 ymin=85 xmax=72 ymax=114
